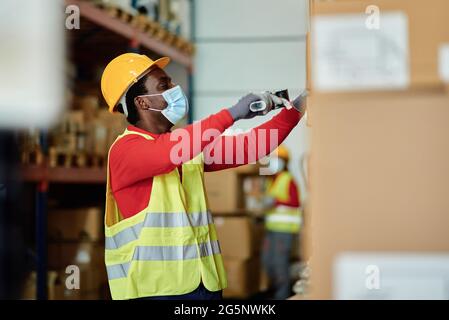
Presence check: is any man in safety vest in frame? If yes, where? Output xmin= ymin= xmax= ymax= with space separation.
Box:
xmin=100 ymin=53 xmax=307 ymax=300
xmin=262 ymin=145 xmax=302 ymax=299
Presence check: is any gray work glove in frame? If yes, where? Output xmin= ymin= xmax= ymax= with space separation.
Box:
xmin=290 ymin=91 xmax=308 ymax=114
xmin=228 ymin=92 xmax=285 ymax=121
xmin=228 ymin=93 xmax=265 ymax=121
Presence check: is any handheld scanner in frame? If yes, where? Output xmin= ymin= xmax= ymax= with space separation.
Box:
xmin=249 ymin=89 xmax=290 ymax=112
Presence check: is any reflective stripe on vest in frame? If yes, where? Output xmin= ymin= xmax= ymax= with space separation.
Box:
xmin=265 ymin=207 xmax=302 ymax=233
xmin=266 ymin=213 xmax=302 ymax=225
xmin=107 ymin=240 xmax=221 ymax=280
xmin=105 ymin=211 xmax=213 ymax=250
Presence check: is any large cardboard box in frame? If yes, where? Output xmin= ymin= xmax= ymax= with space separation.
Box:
xmin=204 ymin=165 xmax=261 ymax=214
xmin=311 ymin=0 xmax=449 ymax=91
xmin=223 ymin=258 xmax=261 ymax=299
xmin=48 ymin=207 xmax=103 ymax=241
xmin=205 ymin=170 xmax=242 ymax=214
xmin=214 ymin=216 xmax=256 ymax=259
xmin=307 ymin=90 xmax=449 ymax=298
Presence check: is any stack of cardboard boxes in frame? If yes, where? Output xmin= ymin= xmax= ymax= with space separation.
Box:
xmin=306 ymin=91 xmax=449 ymax=299
xmin=304 ymin=0 xmax=449 ymax=299
xmin=214 ymin=216 xmax=261 ymax=298
xmin=205 ymin=164 xmax=271 ymax=215
xmin=205 ymin=165 xmax=267 ymax=298
xmin=47 ymin=207 xmax=108 ymax=300
xmin=22 ymin=206 xmax=108 ymax=300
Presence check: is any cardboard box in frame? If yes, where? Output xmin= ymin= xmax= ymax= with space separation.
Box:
xmin=311 ymin=0 xmax=449 ymax=91
xmin=205 ymin=170 xmax=242 ymax=214
xmin=97 ymin=109 xmax=127 ymax=153
xmin=215 ymin=216 xmax=301 ymax=259
xmin=223 ymin=258 xmax=261 ymax=299
xmin=90 ymin=110 xmax=126 ymax=159
xmin=48 ymin=207 xmax=103 ymax=241
xmin=214 ymin=216 xmax=256 ymax=259
xmin=48 ymin=242 xmax=105 ymax=268
xmin=205 ymin=165 xmax=263 ymax=214
xmin=48 ymin=242 xmax=107 ymax=293
xmin=307 ymin=90 xmax=449 ymax=298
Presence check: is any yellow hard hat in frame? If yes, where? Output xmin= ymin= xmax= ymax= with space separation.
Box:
xmin=275 ymin=145 xmax=290 ymax=161
xmin=101 ymin=53 xmax=170 ymax=113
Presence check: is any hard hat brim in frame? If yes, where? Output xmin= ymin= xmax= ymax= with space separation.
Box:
xmin=137 ymin=56 xmax=171 ymax=82
xmin=152 ymin=56 xmax=171 ymax=71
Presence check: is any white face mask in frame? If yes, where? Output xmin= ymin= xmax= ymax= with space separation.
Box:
xmin=268 ymin=157 xmax=286 ymax=174
xmin=139 ymin=85 xmax=189 ymax=125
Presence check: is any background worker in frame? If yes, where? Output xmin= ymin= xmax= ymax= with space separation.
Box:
xmin=262 ymin=145 xmax=302 ymax=300
xmin=101 ymin=53 xmax=307 ymax=300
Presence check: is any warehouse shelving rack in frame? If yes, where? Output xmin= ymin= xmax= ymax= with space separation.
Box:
xmin=69 ymin=0 xmax=193 ymax=68
xmin=24 ymin=0 xmax=195 ymax=299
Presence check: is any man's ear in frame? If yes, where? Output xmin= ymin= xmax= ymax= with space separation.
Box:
xmin=134 ymin=96 xmax=148 ymax=110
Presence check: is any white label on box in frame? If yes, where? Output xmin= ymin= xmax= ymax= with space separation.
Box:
xmin=312 ymin=12 xmax=410 ymax=91
xmin=438 ymin=44 xmax=449 ymax=83
xmin=334 ymin=253 xmax=449 ymax=300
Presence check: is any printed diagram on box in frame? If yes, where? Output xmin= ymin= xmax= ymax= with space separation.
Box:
xmin=312 ymin=12 xmax=410 ymax=91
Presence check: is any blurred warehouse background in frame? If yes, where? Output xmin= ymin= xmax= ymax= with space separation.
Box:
xmin=1 ymin=0 xmax=449 ymax=300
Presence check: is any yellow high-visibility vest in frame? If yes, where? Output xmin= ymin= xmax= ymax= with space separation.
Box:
xmin=265 ymin=171 xmax=302 ymax=233
xmin=104 ymin=129 xmax=227 ymax=300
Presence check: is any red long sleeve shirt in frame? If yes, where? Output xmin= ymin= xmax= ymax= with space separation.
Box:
xmin=109 ymin=108 xmax=301 ymax=219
